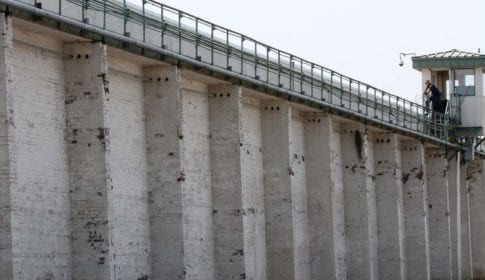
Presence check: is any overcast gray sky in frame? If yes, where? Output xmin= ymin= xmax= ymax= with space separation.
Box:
xmin=144 ymin=0 xmax=485 ymax=104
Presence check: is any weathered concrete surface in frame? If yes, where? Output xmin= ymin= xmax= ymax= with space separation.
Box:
xmin=209 ymin=84 xmax=266 ymax=280
xmin=9 ymin=23 xmax=72 ymax=280
xmin=426 ymin=148 xmax=452 ymax=279
xmin=304 ymin=113 xmax=343 ymax=280
xmin=261 ymin=100 xmax=297 ymax=280
xmin=289 ymin=109 xmax=311 ymax=280
xmin=401 ymin=141 xmax=430 ymax=280
xmin=240 ymin=93 xmax=267 ymax=280
xmin=0 ymin=12 xmax=15 ymax=280
xmin=459 ymin=161 xmax=472 ymax=280
xmin=64 ymin=42 xmax=112 ymax=280
xmin=373 ymin=133 xmax=405 ymax=280
xmin=209 ymin=84 xmax=247 ymax=280
xmin=468 ymin=159 xmax=485 ymax=279
xmin=447 ymin=152 xmax=459 ymax=279
xmin=144 ymin=65 xmax=185 ymax=279
xmin=340 ymin=124 xmax=377 ymax=280
xmin=145 ymin=66 xmax=214 ymax=280
xmin=107 ymin=56 xmax=151 ymax=278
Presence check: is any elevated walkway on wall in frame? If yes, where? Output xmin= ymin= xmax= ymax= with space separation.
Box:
xmin=0 ymin=0 xmax=458 ymax=148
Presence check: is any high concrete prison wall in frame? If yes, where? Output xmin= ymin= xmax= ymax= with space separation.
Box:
xmin=0 ymin=13 xmax=484 ymax=280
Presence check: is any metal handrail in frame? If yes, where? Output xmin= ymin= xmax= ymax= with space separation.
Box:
xmin=16 ymin=0 xmax=450 ymax=140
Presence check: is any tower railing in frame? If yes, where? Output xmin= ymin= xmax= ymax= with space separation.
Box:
xmin=5 ymin=0 xmax=450 ymax=141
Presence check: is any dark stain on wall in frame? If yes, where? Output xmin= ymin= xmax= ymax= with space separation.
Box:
xmin=402 ymin=173 xmax=410 ymax=184
xmin=416 ymin=166 xmax=424 ymax=180
xmin=354 ymin=130 xmax=363 ymax=161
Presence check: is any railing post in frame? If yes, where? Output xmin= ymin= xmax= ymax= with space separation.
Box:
xmin=266 ymin=47 xmax=270 ymax=84
xmin=300 ymin=59 xmax=305 ymax=94
xmin=177 ymin=11 xmax=181 ymax=54
xmin=289 ymin=55 xmax=294 ymax=91
xmin=210 ymin=24 xmax=214 ymax=65
xmin=160 ymin=5 xmax=164 ymax=48
xmin=330 ymin=71 xmax=334 ymax=104
xmin=225 ymin=30 xmax=229 ymax=69
xmin=193 ymin=18 xmax=197 ymax=57
xmin=254 ymin=41 xmax=257 ymax=79
xmin=123 ymin=0 xmax=127 ymax=35
xmin=277 ymin=50 xmax=281 ymax=87
xmin=143 ymin=0 xmax=147 ymax=42
xmin=310 ymin=63 xmax=314 ymax=98
xmin=240 ymin=35 xmax=244 ymax=74
xmin=348 ymin=79 xmax=352 ymax=109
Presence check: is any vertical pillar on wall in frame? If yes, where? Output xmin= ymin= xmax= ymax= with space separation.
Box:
xmin=304 ymin=113 xmax=345 ymax=280
xmin=64 ymin=42 xmax=111 ymax=279
xmin=451 ymin=158 xmax=473 ymax=280
xmin=0 ymin=11 xmax=14 ymax=279
xmin=67 ymin=43 xmax=152 ymax=279
xmin=451 ymin=152 xmax=473 ymax=280
xmin=425 ymin=148 xmax=452 ymax=279
xmin=468 ymin=159 xmax=485 ymax=278
xmin=261 ymin=100 xmax=310 ymax=279
xmin=144 ymin=66 xmax=214 ymax=280
xmin=373 ymin=133 xmax=405 ymax=280
xmin=208 ymin=84 xmax=266 ymax=280
xmin=289 ymin=109 xmax=310 ymax=279
xmin=340 ymin=124 xmax=378 ymax=280
xmin=401 ymin=141 xmax=430 ymax=279
xmin=460 ymin=161 xmax=473 ymax=279
xmin=261 ymin=100 xmax=294 ymax=280
xmin=447 ymin=152 xmax=459 ymax=279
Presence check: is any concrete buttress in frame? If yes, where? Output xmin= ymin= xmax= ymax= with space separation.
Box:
xmin=401 ymin=141 xmax=430 ymax=280
xmin=459 ymin=160 xmax=472 ymax=280
xmin=447 ymin=152 xmax=459 ymax=279
xmin=261 ymin=100 xmax=310 ymax=280
xmin=144 ymin=65 xmax=214 ymax=280
xmin=0 ymin=11 xmax=14 ymax=280
xmin=425 ymin=148 xmax=452 ymax=279
xmin=468 ymin=159 xmax=485 ymax=278
xmin=303 ymin=113 xmax=345 ymax=280
xmin=64 ymin=42 xmax=112 ymax=279
xmin=373 ymin=133 xmax=405 ymax=280
xmin=66 ymin=42 xmax=153 ymax=279
xmin=340 ymin=124 xmax=378 ymax=280
xmin=208 ymin=84 xmax=266 ymax=280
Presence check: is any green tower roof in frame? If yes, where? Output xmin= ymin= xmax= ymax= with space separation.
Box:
xmin=412 ymin=49 xmax=485 ymax=69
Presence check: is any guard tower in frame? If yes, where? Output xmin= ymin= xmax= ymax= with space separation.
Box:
xmin=412 ymin=49 xmax=485 ymax=139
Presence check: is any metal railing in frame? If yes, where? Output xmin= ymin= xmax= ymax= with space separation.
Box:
xmin=8 ymin=0 xmax=450 ymax=141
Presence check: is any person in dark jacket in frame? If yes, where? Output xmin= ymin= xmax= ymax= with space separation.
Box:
xmin=424 ymin=80 xmax=442 ymax=112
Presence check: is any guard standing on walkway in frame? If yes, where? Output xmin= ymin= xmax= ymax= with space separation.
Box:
xmin=424 ymin=80 xmax=442 ymax=112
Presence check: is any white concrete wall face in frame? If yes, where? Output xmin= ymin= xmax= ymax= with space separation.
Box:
xmin=304 ymin=113 xmax=342 ymax=280
xmin=209 ymin=84 xmax=267 ymax=280
xmin=400 ymin=141 xmax=430 ymax=280
xmin=425 ymin=148 xmax=452 ymax=279
xmin=340 ymin=124 xmax=378 ymax=280
xmin=261 ymin=100 xmax=297 ymax=280
xmin=447 ymin=152 xmax=460 ymax=279
xmin=0 ymin=10 xmax=485 ymax=280
xmin=64 ymin=41 xmax=113 ymax=280
xmin=468 ymin=159 xmax=485 ymax=279
xmin=106 ymin=57 xmax=151 ymax=278
xmin=9 ymin=28 xmax=71 ymax=279
xmin=0 ymin=12 xmax=14 ymax=280
xmin=144 ymin=65 xmax=214 ymax=280
xmin=373 ymin=133 xmax=405 ymax=280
